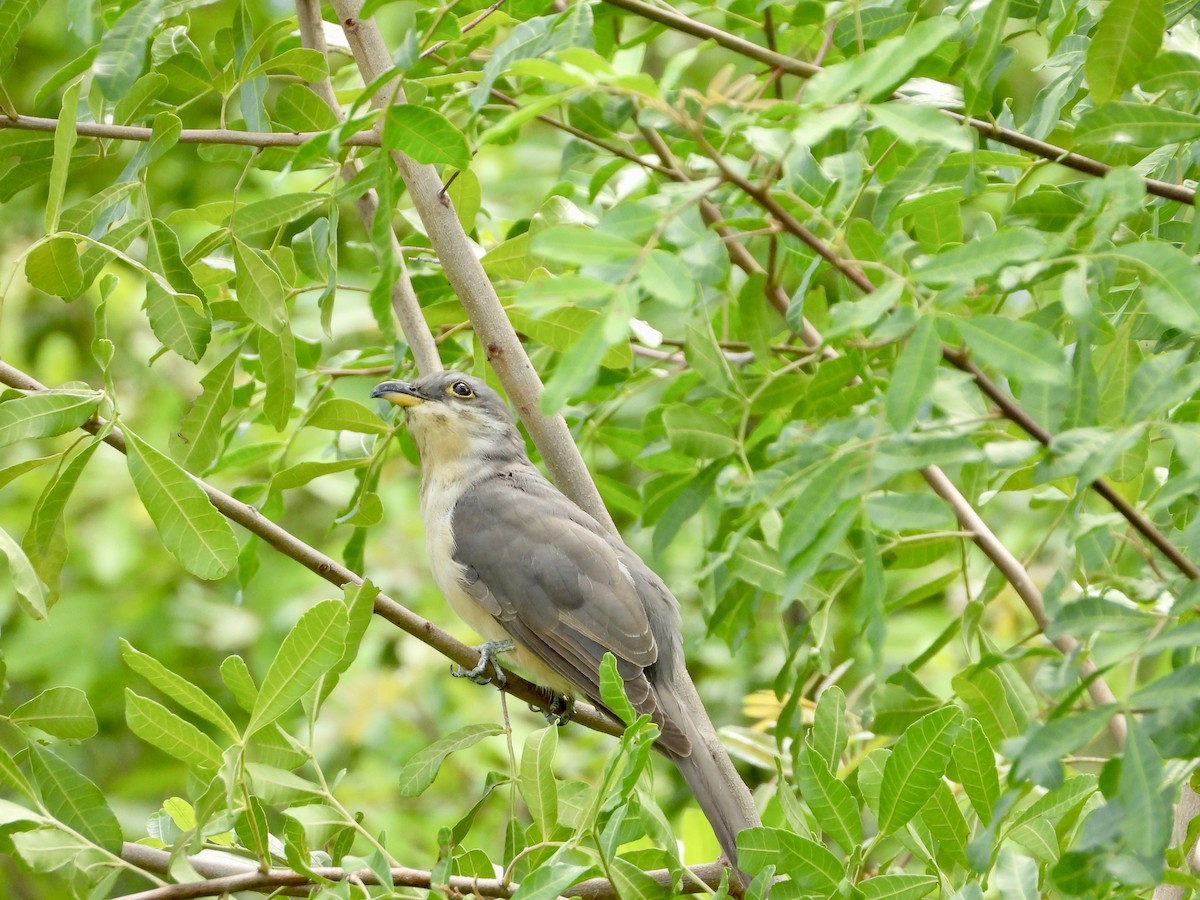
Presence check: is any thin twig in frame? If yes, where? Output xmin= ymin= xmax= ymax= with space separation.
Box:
xmin=598 ymin=0 xmax=1195 ymax=205
xmin=0 ymin=113 xmax=381 ymax=147
xmin=117 ymin=842 xmax=727 ymax=899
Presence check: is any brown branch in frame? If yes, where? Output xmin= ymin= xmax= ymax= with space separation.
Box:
xmin=118 ymin=842 xmax=726 ymax=899
xmin=640 ymin=125 xmax=1129 ymax=745
xmin=687 ymin=112 xmax=1199 ymax=586
xmin=0 ymin=113 xmax=382 ymax=147
xmin=0 ymin=361 xmax=622 ymax=740
xmin=599 ymin=0 xmax=1196 ymax=206
xmin=330 ymin=0 xmax=617 ymax=533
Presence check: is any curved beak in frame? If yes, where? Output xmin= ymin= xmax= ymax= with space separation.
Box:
xmin=371 ymin=380 xmax=428 ymax=408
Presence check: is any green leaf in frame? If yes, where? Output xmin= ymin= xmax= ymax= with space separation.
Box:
xmin=737 ymin=826 xmax=842 ymax=894
xmin=1139 ymin=51 xmax=1200 ymax=91
xmin=232 ymin=238 xmax=288 ymax=333
xmin=780 ymin=456 xmax=856 ymax=562
xmin=531 ymin=226 xmax=643 ymax=266
xmin=1012 ymin=774 xmax=1098 ymax=826
xmin=877 ymin=706 xmax=962 ymax=835
xmin=45 ymin=80 xmax=80 ymax=234
xmin=0 ymin=0 xmax=48 ymax=73
xmin=397 ymin=724 xmax=505 ymax=797
xmin=125 ymin=689 xmax=223 ymax=772
xmin=25 ymin=236 xmax=85 ymax=298
xmin=124 ymin=428 xmax=238 ymax=580
xmin=952 ymin=667 xmax=1026 ymax=746
xmin=246 ymin=599 xmax=349 ymax=735
xmin=1129 ymin=664 xmax=1200 ymax=710
xmin=856 ymin=873 xmax=939 ymax=900
xmin=886 ymin=316 xmax=941 ymax=431
xmin=1086 ymin=0 xmax=1164 ymax=103
xmin=120 ymin=639 xmax=240 ymax=741
xmin=962 ymin=0 xmax=1010 ymax=116
xmin=258 ymin=324 xmax=296 ymax=431
xmin=382 ymin=106 xmax=471 ymax=169
xmin=520 ymin=727 xmax=558 ymax=841
xmin=1010 ymin=706 xmax=1115 ymax=788
xmin=1125 ymin=350 xmax=1200 ymax=422
xmin=171 ymin=346 xmax=239 ymax=473
xmin=920 ymin=780 xmax=969 ymax=865
xmin=22 ymin=438 xmax=98 ymax=601
xmin=10 ymin=687 xmax=96 ymax=739
xmin=28 ymin=744 xmax=122 ymax=852
xmin=1046 ymin=595 xmax=1156 ymax=639
xmin=796 ymin=746 xmax=860 ymax=854
xmin=269 ymin=458 xmax=368 ymax=497
xmin=914 ymin=228 xmax=1044 ymax=285
xmin=0 ymin=391 xmax=101 ymax=449
xmin=867 ymin=102 xmax=971 ymax=149
xmin=1117 ymin=716 xmax=1170 ymax=859
xmin=247 ymin=47 xmax=327 ymax=81
xmin=274 ymin=83 xmax=339 ymax=132
xmin=951 ymin=718 xmax=999 ymax=824
xmin=0 ymin=525 xmax=47 ymax=619
xmin=1074 ymin=101 xmax=1200 ymax=146
xmin=598 ymin=652 xmax=639 ymax=726
xmin=144 ymin=219 xmax=210 ymax=362
xmin=807 ymin=16 xmax=960 ymax=104
xmin=309 ymin=398 xmax=390 ymax=434
xmin=509 ymin=857 xmax=592 ymax=900
xmin=811 ymin=686 xmax=849 ymax=770
xmin=661 ymin=405 xmax=738 ymax=459
xmin=957 ymin=316 xmax=1067 ymax=385
xmin=230 ymin=193 xmax=326 ymax=240
xmin=221 ymin=655 xmax=258 ymax=712
xmin=1112 ymin=241 xmax=1200 ymax=332
xmin=93 ymin=0 xmax=164 ymax=100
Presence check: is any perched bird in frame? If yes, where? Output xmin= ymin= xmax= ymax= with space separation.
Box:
xmin=372 ymin=371 xmax=761 ymax=885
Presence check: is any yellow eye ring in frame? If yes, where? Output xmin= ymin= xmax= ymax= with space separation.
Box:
xmin=450 ymin=381 xmax=474 ymax=398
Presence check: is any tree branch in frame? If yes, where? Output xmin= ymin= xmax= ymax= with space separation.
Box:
xmin=691 ymin=121 xmax=1198 ymax=586
xmin=0 ymin=360 xmax=623 ymax=741
xmin=117 ymin=841 xmax=725 ymax=899
xmin=329 ymin=0 xmax=617 ymax=533
xmin=0 ymin=113 xmax=382 ymax=147
xmin=641 ymin=130 xmax=1128 ymax=744
xmin=599 ymin=0 xmax=1195 ymax=206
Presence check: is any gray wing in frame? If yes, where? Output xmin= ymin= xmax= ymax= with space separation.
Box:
xmin=451 ymin=467 xmax=689 ymax=752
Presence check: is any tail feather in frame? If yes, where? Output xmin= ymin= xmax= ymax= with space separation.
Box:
xmin=659 ymin=674 xmax=761 ymax=889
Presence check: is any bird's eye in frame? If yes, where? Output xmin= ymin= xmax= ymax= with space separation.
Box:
xmin=450 ymin=381 xmax=474 ymax=398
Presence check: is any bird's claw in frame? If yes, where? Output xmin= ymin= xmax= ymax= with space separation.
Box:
xmin=452 ymin=639 xmax=514 ymax=687
xmin=530 ymin=691 xmax=575 ymax=726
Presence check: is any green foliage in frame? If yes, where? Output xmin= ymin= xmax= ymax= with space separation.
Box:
xmin=1 ymin=0 xmax=1199 ymax=897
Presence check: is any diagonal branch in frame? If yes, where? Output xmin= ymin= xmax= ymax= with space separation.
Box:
xmin=642 ymin=134 xmax=1128 ymax=744
xmin=328 ymin=0 xmax=617 ymax=533
xmin=692 ymin=126 xmax=1198 ymax=585
xmin=599 ymin=0 xmax=1195 ymax=206
xmin=0 ymin=360 xmax=623 ymax=741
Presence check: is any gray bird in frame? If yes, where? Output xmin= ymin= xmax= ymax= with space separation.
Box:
xmin=372 ymin=371 xmax=761 ymax=885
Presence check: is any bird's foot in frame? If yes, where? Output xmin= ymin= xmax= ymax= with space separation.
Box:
xmin=453 ymin=640 xmax=515 ymax=687
xmin=530 ymin=690 xmax=575 ymax=727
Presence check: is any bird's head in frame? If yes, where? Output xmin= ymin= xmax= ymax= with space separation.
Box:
xmin=371 ymin=372 xmax=526 ymax=468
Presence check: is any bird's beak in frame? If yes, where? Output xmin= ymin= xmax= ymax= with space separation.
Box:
xmin=371 ymin=380 xmax=427 ymax=408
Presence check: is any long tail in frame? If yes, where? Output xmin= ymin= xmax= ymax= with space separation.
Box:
xmin=658 ymin=673 xmax=762 ymax=889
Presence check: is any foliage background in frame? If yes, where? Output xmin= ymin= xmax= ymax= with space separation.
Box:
xmin=1 ymin=0 xmax=1199 ymax=897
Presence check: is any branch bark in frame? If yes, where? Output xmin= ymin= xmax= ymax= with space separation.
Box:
xmin=117 ymin=841 xmax=726 ymax=899
xmin=599 ymin=0 xmax=1195 ymax=205
xmin=0 ymin=113 xmax=381 ymax=147
xmin=328 ymin=0 xmax=617 ymax=533
xmin=642 ymin=132 xmax=1128 ymax=744
xmin=0 ymin=360 xmax=623 ymax=741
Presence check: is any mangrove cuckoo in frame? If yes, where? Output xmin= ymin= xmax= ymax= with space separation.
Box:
xmin=372 ymin=371 xmax=761 ymax=885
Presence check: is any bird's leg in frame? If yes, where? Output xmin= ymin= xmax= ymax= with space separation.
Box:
xmin=452 ymin=639 xmax=515 ymax=687
xmin=529 ymin=688 xmax=575 ymax=727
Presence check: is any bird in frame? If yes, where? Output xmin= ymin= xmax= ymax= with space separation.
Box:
xmin=371 ymin=371 xmax=762 ymax=886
